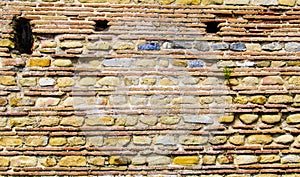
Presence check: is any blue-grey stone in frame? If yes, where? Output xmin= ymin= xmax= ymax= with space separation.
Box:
xmin=189 ymin=60 xmax=204 ymax=68
xmin=230 ymin=42 xmax=247 ymax=52
xmin=155 ymin=135 xmax=176 ymax=145
xmin=172 ymin=41 xmax=193 ymax=49
xmin=194 ymin=41 xmax=210 ymax=51
xmin=285 ymin=42 xmax=300 ymax=52
xmin=138 ymin=43 xmax=160 ymax=50
xmin=212 ymin=43 xmax=229 ymax=51
xmin=262 ymin=42 xmax=282 ymax=51
xmin=102 ymin=58 xmax=133 ymax=67
xmin=184 ymin=115 xmax=214 ymax=124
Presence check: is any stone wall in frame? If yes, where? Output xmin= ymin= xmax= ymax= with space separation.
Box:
xmin=1 ymin=0 xmax=300 ymax=176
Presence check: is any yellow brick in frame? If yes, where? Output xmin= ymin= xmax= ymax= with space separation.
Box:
xmin=28 ymin=58 xmax=51 ymax=67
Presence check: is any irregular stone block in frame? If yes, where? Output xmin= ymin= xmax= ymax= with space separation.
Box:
xmin=11 ymin=156 xmax=37 ymax=167
xmin=79 ymin=77 xmax=97 ymax=86
xmin=184 ymin=115 xmax=213 ymax=124
xmin=0 ymin=39 xmax=14 ymax=48
xmin=133 ymin=136 xmax=152 ymax=145
xmin=172 ymin=96 xmax=198 ymax=104
xmin=25 ymin=136 xmax=48 ymax=147
xmin=209 ymin=136 xmax=227 ymax=145
xmin=160 ymin=115 xmax=181 ymax=125
xmin=247 ymin=135 xmax=273 ymax=144
xmin=60 ymin=41 xmax=83 ymax=49
xmin=28 ymin=58 xmax=51 ymax=67
xmin=179 ymin=135 xmax=209 ymax=145
xmin=220 ymin=115 xmax=234 ymax=123
xmin=67 ymin=137 xmax=86 ymax=146
xmin=132 ymin=156 xmax=146 ymax=165
xmin=278 ymin=0 xmax=296 ymax=6
xmin=0 ymin=157 xmax=9 ymax=167
xmin=109 ymin=156 xmax=131 ymax=165
xmin=41 ymin=40 xmax=57 ymax=48
xmin=137 ymin=43 xmax=160 ymax=50
xmin=229 ymin=135 xmax=245 ymax=145
xmin=239 ymin=114 xmax=259 ymax=124
xmin=129 ymin=96 xmax=147 ymax=105
xmin=262 ymin=42 xmax=283 ymax=51
xmin=154 ymin=135 xmax=176 ymax=145
xmin=109 ymin=95 xmax=127 ymax=105
xmin=0 ymin=76 xmax=16 ymax=86
xmin=40 ymin=117 xmax=60 ymax=127
xmin=86 ymin=117 xmax=115 ymax=126
xmin=234 ymin=96 xmax=248 ymax=104
xmin=87 ymin=136 xmax=104 ymax=147
xmin=274 ymin=134 xmax=294 ymax=144
xmin=141 ymin=77 xmax=156 ymax=85
xmin=60 ymin=117 xmax=84 ymax=127
xmin=246 ymin=43 xmax=262 ymax=52
xmin=261 ymin=115 xmax=281 ymax=124
xmin=268 ymin=95 xmax=293 ymax=104
xmin=172 ymin=60 xmax=188 ymax=67
xmin=230 ymin=42 xmax=247 ymax=51
xmin=188 ymin=60 xmax=204 ymax=68
xmin=102 ymin=58 xmax=133 ymax=67
xmin=259 ymin=155 xmax=280 ymax=163
xmin=0 ymin=137 xmax=22 ymax=146
xmin=36 ymin=98 xmax=60 ymax=107
xmin=249 ymin=95 xmax=267 ymax=104
xmin=40 ymin=157 xmax=57 ymax=167
xmin=89 ymin=157 xmax=105 ymax=166
xmin=87 ymin=41 xmax=111 ymax=50
xmin=289 ymin=76 xmax=300 ymax=85
xmin=212 ymin=43 xmax=229 ymax=50
xmin=281 ymin=155 xmax=300 ymax=164
xmin=49 ymin=137 xmax=67 ymax=146
xmin=194 ymin=41 xmax=210 ymax=51
xmin=136 ymin=59 xmax=156 ymax=67
xmin=105 ymin=137 xmax=131 ymax=146
xmin=158 ymin=0 xmax=175 ymax=4
xmin=57 ymin=77 xmax=75 ymax=87
xmin=147 ymin=156 xmax=171 ymax=166
xmin=285 ymin=42 xmax=300 ymax=52
xmin=20 ymin=78 xmax=37 ymax=87
xmin=286 ymin=114 xmax=300 ymax=124
xmin=242 ymin=77 xmax=259 ymax=86
xmin=217 ymin=155 xmax=233 ymax=164
xmin=97 ymin=76 xmax=121 ymax=86
xmin=116 ymin=116 xmax=138 ymax=126
xmin=262 ymin=76 xmax=284 ymax=85
xmin=59 ymin=156 xmax=86 ymax=167
xmin=235 ymin=155 xmax=258 ymax=165
xmin=39 ymin=78 xmax=56 ymax=86
xmin=202 ymin=155 xmax=216 ymax=165
xmin=10 ymin=118 xmax=36 ymax=127
xmin=53 ymin=59 xmax=72 ymax=67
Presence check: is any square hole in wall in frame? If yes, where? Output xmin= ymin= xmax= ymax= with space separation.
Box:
xmin=13 ymin=17 xmax=33 ymax=54
xmin=94 ymin=20 xmax=110 ymax=31
xmin=204 ymin=22 xmax=221 ymax=34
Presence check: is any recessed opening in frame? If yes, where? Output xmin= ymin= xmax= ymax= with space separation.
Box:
xmin=204 ymin=22 xmax=220 ymax=34
xmin=13 ymin=17 xmax=33 ymax=54
xmin=94 ymin=20 xmax=110 ymax=31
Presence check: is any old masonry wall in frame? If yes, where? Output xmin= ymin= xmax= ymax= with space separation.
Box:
xmin=1 ymin=0 xmax=300 ymax=176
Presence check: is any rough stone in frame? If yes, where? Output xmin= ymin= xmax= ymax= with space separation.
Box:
xmin=256 ymin=61 xmax=271 ymax=67
xmin=235 ymin=155 xmax=259 ymax=165
xmin=0 ymin=98 xmax=7 ymax=106
xmin=173 ymin=156 xmax=199 ymax=165
xmin=141 ymin=77 xmax=156 ymax=85
xmin=217 ymin=155 xmax=233 ymax=164
xmin=60 ymin=117 xmax=84 ymax=127
xmin=86 ymin=117 xmax=115 ymax=126
xmin=229 ymin=135 xmax=245 ymax=145
xmin=184 ymin=115 xmax=213 ymax=124
xmin=97 ymin=76 xmax=121 ymax=86
xmin=180 ymin=77 xmax=200 ymax=85
xmin=249 ymin=95 xmax=267 ymax=104
xmin=39 ymin=78 xmax=56 ymax=86
xmin=262 ymin=42 xmax=283 ymax=51
xmin=86 ymin=136 xmax=104 ymax=147
xmin=202 ymin=77 xmax=221 ymax=85
xmin=160 ymin=115 xmax=181 ymax=125
xmin=281 ymin=155 xmax=300 ymax=164
xmin=49 ymin=137 xmax=67 ymax=146
xmin=102 ymin=58 xmax=133 ymax=67
xmin=172 ymin=96 xmax=198 ymax=104
xmin=285 ymin=42 xmax=300 ymax=52
xmin=89 ymin=157 xmax=105 ymax=166
xmin=261 ymin=115 xmax=281 ymax=124
xmin=0 ymin=137 xmax=22 ymax=146
xmin=286 ymin=114 xmax=300 ymax=124
xmin=135 ymin=59 xmax=156 ymax=67
xmin=202 ymin=155 xmax=216 ymax=165
xmin=234 ymin=96 xmax=248 ymax=104
xmin=59 ymin=156 xmax=86 ymax=167
xmin=289 ymin=76 xmax=300 ymax=85
xmin=242 ymin=77 xmax=259 ymax=86
xmin=0 ymin=118 xmax=7 ymax=127
xmin=28 ymin=58 xmax=51 ymax=67
xmin=139 ymin=116 xmax=158 ymax=126
xmin=116 ymin=117 xmax=138 ymax=126
xmin=0 ymin=76 xmax=16 ymax=86
xmin=259 ymin=155 xmax=280 ymax=163
xmin=57 ymin=77 xmax=75 ymax=87
xmin=246 ymin=43 xmax=262 ymax=51
xmin=40 ymin=157 xmax=57 ymax=167
xmin=60 ymin=41 xmax=83 ymax=49
xmin=9 ymin=97 xmax=35 ymax=107
xmin=0 ymin=39 xmax=14 ymax=48
xmin=133 ymin=136 xmax=152 ymax=145
xmin=105 ymin=137 xmax=131 ymax=146
xmin=154 ymin=135 xmax=176 ymax=145
xmin=79 ymin=77 xmax=97 ymax=86
xmin=113 ymin=42 xmax=135 ymax=50
xmin=108 ymin=0 xmax=130 ymax=3
xmin=179 ymin=135 xmax=209 ymax=145
xmin=271 ymin=61 xmax=286 ymax=67
xmin=262 ymin=76 xmax=284 ymax=85
xmin=53 ymin=59 xmax=72 ymax=67
xmin=20 ymin=78 xmax=37 ymax=87
xmin=194 ymin=41 xmax=210 ymax=51
xmin=239 ymin=114 xmax=259 ymax=124
xmin=218 ymin=61 xmax=236 ymax=68
xmin=220 ymin=115 xmax=235 ymax=123
xmin=294 ymin=94 xmax=300 ymax=102
xmin=230 ymin=42 xmax=247 ymax=51
xmin=274 ymin=135 xmax=294 ymax=144
xmin=25 ymin=136 xmax=48 ymax=147
xmin=172 ymin=60 xmax=188 ymax=67
xmin=129 ymin=96 xmax=147 ymax=105
xmin=67 ymin=137 xmax=86 ymax=146
xmin=109 ymin=95 xmax=127 ymax=105
xmin=147 ymin=156 xmax=171 ymax=166
xmin=41 ymin=40 xmax=57 ymax=48
xmin=124 ymin=77 xmax=139 ymax=86
xmin=40 ymin=118 xmax=60 ymax=127
xmin=87 ymin=41 xmax=111 ymax=50
xmin=158 ymin=0 xmax=175 ymax=4
xmin=212 ymin=43 xmax=229 ymax=50
xmin=278 ymin=0 xmax=296 ymax=6
xmin=36 ymin=98 xmax=60 ymax=107
xmin=268 ymin=95 xmax=293 ymax=104
xmin=11 ymin=156 xmax=37 ymax=167
xmin=247 ymin=135 xmax=273 ymax=144
xmin=175 ymin=0 xmax=200 ymax=4
xmin=0 ymin=157 xmax=9 ymax=167
xmin=109 ymin=156 xmax=131 ymax=165
xmin=209 ymin=136 xmax=227 ymax=145
xmin=79 ymin=0 xmax=106 ymax=2
xmin=132 ymin=156 xmax=146 ymax=165
xmin=10 ymin=118 xmax=36 ymax=127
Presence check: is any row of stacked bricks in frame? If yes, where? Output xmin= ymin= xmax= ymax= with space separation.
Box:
xmin=1 ymin=0 xmax=300 ymax=176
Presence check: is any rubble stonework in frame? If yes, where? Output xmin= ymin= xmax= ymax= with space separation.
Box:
xmin=0 ymin=0 xmax=300 ymax=176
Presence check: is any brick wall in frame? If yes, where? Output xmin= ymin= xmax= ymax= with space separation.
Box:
xmin=1 ymin=0 xmax=300 ymax=176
